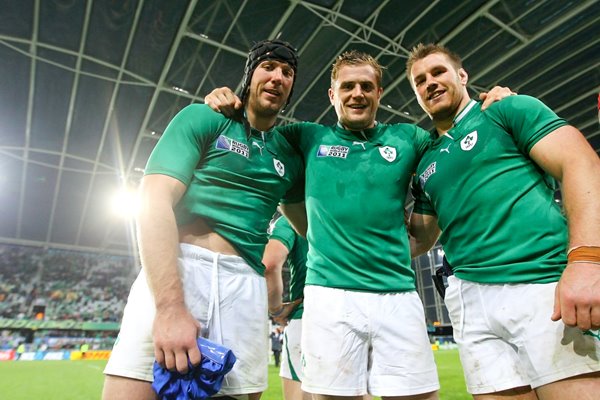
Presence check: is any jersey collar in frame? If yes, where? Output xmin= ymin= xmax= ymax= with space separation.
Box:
xmin=453 ymin=99 xmax=478 ymax=127
xmin=429 ymin=99 xmax=479 ymax=146
xmin=334 ymin=121 xmax=383 ymax=143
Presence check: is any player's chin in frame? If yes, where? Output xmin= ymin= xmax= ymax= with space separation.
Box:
xmin=263 ymin=97 xmax=285 ymax=109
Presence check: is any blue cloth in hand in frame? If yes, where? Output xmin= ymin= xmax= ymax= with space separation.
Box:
xmin=152 ymin=337 xmax=237 ymax=400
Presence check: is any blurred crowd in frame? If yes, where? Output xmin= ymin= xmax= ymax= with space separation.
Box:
xmin=0 ymin=244 xmax=137 ymax=323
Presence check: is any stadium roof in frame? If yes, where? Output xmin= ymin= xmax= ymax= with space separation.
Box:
xmin=1 ymin=0 xmax=599 ymax=256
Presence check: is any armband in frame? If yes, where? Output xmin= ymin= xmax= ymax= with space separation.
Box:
xmin=567 ymin=246 xmax=600 ymax=265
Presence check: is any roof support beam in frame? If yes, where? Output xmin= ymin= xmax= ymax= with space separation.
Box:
xmin=16 ymin=0 xmax=40 ymax=239
xmin=75 ymin=0 xmax=146 ymax=249
xmin=45 ymin=0 xmax=94 ymax=246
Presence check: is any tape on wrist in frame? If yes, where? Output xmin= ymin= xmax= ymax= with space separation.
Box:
xmin=567 ymin=246 xmax=600 ymax=264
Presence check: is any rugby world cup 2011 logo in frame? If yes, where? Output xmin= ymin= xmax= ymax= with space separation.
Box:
xmin=215 ymin=135 xmax=250 ymax=158
xmin=419 ymin=161 xmax=437 ymax=187
xmin=317 ymin=145 xmax=349 ymax=159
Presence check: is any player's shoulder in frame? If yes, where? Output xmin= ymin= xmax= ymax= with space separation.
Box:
xmin=176 ymin=103 xmax=229 ymax=122
xmin=487 ymin=94 xmax=545 ymax=113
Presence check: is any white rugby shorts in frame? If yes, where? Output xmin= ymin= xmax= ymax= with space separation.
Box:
xmin=279 ymin=318 xmax=303 ymax=381
xmin=301 ymin=285 xmax=440 ymax=397
xmin=445 ymin=275 xmax=600 ymax=394
xmin=104 ymin=244 xmax=269 ymax=396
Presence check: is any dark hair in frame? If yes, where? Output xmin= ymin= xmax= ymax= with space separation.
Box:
xmin=240 ymin=39 xmax=299 ymax=108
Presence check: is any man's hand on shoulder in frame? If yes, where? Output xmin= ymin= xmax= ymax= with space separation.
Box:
xmin=479 ymin=86 xmax=516 ymax=110
xmin=204 ymin=87 xmax=242 ymax=117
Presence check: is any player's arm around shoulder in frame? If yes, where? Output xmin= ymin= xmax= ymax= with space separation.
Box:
xmin=203 ymin=86 xmax=242 ymax=117
xmin=530 ymin=125 xmax=600 ymax=330
xmin=408 ymin=211 xmax=441 ymax=258
xmin=409 ymin=124 xmax=434 ymax=158
xmin=280 ymin=201 xmax=308 ymax=238
xmin=263 ymin=238 xmax=289 ymax=312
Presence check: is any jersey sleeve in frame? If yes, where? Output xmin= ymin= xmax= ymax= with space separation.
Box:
xmin=412 ymin=125 xmax=433 ymax=158
xmin=269 ymin=217 xmax=296 ymax=251
xmin=411 ymin=175 xmax=436 ymax=216
xmin=280 ymin=168 xmax=305 ymax=204
xmin=276 ymin=123 xmax=306 ymax=204
xmin=486 ymin=95 xmax=568 ymax=155
xmin=278 ymin=123 xmax=303 ymax=151
xmin=144 ymin=104 xmax=225 ymax=185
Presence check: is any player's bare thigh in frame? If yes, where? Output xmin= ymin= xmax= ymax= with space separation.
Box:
xmin=472 ymin=385 xmax=537 ymax=400
xmin=312 ymin=392 xmax=437 ymax=399
xmin=102 ymin=375 xmax=158 ymax=400
xmin=282 ymin=377 xmax=312 ymax=400
xmin=534 ymin=371 xmax=600 ymax=400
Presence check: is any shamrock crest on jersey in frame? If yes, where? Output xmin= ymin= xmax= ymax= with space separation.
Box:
xmin=273 ymin=158 xmax=285 ymax=177
xmin=460 ymin=131 xmax=478 ymax=151
xmin=378 ymin=146 xmax=396 ymax=162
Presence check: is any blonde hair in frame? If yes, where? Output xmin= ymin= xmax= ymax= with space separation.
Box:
xmin=331 ymin=50 xmax=384 ymax=87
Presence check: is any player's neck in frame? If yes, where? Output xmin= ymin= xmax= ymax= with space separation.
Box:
xmin=434 ymin=95 xmax=472 ymax=136
xmin=246 ymin=107 xmax=277 ymax=132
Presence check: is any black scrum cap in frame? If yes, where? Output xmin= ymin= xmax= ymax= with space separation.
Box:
xmin=240 ymin=39 xmax=299 ymax=108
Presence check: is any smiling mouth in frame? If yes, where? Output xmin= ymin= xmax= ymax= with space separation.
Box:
xmin=428 ymin=90 xmax=445 ymax=101
xmin=347 ymin=104 xmax=367 ymax=110
xmin=264 ymin=89 xmax=281 ymax=97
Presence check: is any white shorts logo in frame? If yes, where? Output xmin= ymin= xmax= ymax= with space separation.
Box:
xmin=273 ymin=159 xmax=285 ymax=177
xmin=379 ymin=146 xmax=397 ymax=162
xmin=460 ymin=131 xmax=478 ymax=151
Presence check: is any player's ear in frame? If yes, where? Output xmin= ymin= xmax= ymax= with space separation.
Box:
xmin=458 ymin=68 xmax=468 ymax=86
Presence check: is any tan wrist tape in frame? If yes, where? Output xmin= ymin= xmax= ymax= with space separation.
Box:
xmin=567 ymin=246 xmax=600 ymax=263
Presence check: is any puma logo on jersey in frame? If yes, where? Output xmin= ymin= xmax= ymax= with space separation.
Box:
xmin=216 ymin=135 xmax=249 ymax=158
xmin=352 ymin=141 xmax=366 ymax=150
xmin=440 ymin=144 xmax=451 ymax=154
xmin=317 ymin=145 xmax=349 ymax=159
xmin=460 ymin=131 xmax=478 ymax=151
xmin=252 ymin=141 xmax=264 ymax=155
xmin=419 ymin=162 xmax=437 ymax=186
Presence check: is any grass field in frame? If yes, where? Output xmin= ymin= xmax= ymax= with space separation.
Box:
xmin=0 ymin=349 xmax=469 ymax=399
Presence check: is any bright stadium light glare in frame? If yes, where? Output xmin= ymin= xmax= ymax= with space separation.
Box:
xmin=110 ymin=188 xmax=141 ymax=218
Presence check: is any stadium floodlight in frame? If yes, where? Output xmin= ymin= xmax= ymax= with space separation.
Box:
xmin=110 ymin=187 xmax=141 ymax=219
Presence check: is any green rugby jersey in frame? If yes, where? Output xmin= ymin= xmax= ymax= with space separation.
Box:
xmin=280 ymin=122 xmax=430 ymax=292
xmin=412 ymin=96 xmax=568 ymax=284
xmin=145 ymin=104 xmax=304 ymax=275
xmin=269 ymin=216 xmax=308 ymax=319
